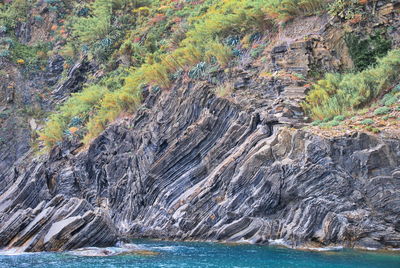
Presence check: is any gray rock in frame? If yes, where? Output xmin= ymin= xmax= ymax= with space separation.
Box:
xmin=0 ymin=83 xmax=399 ymax=252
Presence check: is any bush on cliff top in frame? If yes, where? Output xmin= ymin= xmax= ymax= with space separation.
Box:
xmin=38 ymin=0 xmax=330 ymax=149
xmin=0 ymin=0 xmax=31 ymax=29
xmin=303 ymin=49 xmax=400 ymax=120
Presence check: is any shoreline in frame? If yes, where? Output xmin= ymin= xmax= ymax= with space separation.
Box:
xmin=3 ymin=238 xmax=399 ymax=255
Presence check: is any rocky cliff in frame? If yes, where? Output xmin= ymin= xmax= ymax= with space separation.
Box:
xmin=0 ymin=76 xmax=399 ymax=251
xmin=0 ymin=1 xmax=400 ymax=253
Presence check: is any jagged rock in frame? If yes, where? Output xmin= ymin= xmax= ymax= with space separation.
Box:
xmin=46 ymin=55 xmax=65 ymax=87
xmin=15 ymin=22 xmax=31 ymax=44
xmin=52 ymin=56 xmax=94 ymax=101
xmin=29 ymin=118 xmax=37 ymax=131
xmin=0 ymin=82 xmax=399 ymax=252
xmin=1 ymin=8 xmax=400 ymax=253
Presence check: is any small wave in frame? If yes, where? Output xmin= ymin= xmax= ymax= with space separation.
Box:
xmin=69 ymin=247 xmax=121 ymax=257
xmin=149 ymin=245 xmax=196 ymax=252
xmin=0 ymin=248 xmax=33 ymax=256
xmin=116 ymin=242 xmax=185 ymax=252
xmin=268 ymin=239 xmax=290 ymax=247
xmin=361 ymin=247 xmax=379 ymax=251
xmin=117 ymin=242 xmax=145 ymax=250
xmin=267 ymin=239 xmax=345 ymax=252
xmin=69 ymin=246 xmax=159 ymax=257
xmin=150 ymin=246 xmax=178 ymax=251
xmin=304 ymin=246 xmax=344 ymax=252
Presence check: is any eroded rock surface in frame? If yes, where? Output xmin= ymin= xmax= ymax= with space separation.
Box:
xmin=1 ymin=5 xmax=400 ymax=252
xmin=0 ymin=81 xmax=399 ymax=251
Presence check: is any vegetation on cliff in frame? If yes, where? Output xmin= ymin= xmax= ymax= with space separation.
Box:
xmin=38 ymin=0 xmax=329 ymax=148
xmin=1 ymin=0 xmax=399 ymax=149
xmin=303 ymin=49 xmax=400 ymax=120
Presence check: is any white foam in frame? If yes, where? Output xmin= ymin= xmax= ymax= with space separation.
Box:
xmin=362 ymin=247 xmax=379 ymax=251
xmin=304 ymin=246 xmax=344 ymax=252
xmin=0 ymin=248 xmax=33 ymax=256
xmin=267 ymin=239 xmax=345 ymax=252
xmin=68 ymin=246 xmax=127 ymax=257
xmin=150 ymin=245 xmax=195 ymax=252
xmin=268 ymin=239 xmax=290 ymax=247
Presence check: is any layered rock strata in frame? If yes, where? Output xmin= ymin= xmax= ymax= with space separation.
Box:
xmin=0 ymin=82 xmax=399 ymax=251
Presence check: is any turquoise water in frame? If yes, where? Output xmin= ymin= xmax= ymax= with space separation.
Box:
xmin=1 ymin=240 xmax=400 ymax=268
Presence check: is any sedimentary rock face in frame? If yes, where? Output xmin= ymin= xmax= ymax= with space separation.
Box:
xmin=0 ymin=83 xmax=399 ymax=251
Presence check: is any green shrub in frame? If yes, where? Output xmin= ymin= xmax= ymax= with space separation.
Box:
xmin=1 ymin=37 xmax=14 ymax=46
xmin=384 ymin=96 xmax=398 ymax=106
xmin=303 ymin=49 xmax=400 ymax=120
xmin=361 ymin=119 xmax=374 ymax=125
xmin=381 ymin=93 xmax=394 ymax=105
xmin=188 ymin=62 xmax=207 ymax=80
xmin=205 ymin=41 xmax=233 ymax=68
xmin=183 ymin=1 xmax=273 ymax=46
xmin=0 ymin=49 xmax=10 ymax=57
xmin=6 ymin=40 xmax=52 ymax=70
xmin=39 ymin=0 xmax=337 ymax=149
xmin=374 ymin=107 xmax=391 ymax=115
xmin=311 ymin=120 xmax=322 ymax=126
xmin=72 ymin=0 xmax=113 ymax=44
xmin=382 ymin=86 xmax=400 ymax=106
xmin=39 ymin=116 xmax=66 ymax=148
xmin=273 ymin=0 xmax=328 ymax=20
xmin=345 ymin=31 xmax=391 ymax=71
xmin=333 ymin=115 xmax=346 ymax=121
xmin=40 ymin=83 xmax=109 ymax=148
xmin=83 ymin=85 xmax=142 ymax=144
xmin=0 ymin=0 xmax=31 ymax=29
xmin=34 ymin=15 xmax=44 ymax=22
xmin=328 ymin=0 xmax=363 ymax=20
xmin=320 ymin=120 xmax=340 ymax=128
xmin=328 ymin=120 xmax=340 ymax=127
xmin=322 ymin=117 xmax=333 ymax=123
xmin=371 ymin=128 xmax=380 ymax=134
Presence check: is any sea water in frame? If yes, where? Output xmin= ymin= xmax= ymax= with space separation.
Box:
xmin=0 ymin=240 xmax=399 ymax=268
